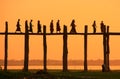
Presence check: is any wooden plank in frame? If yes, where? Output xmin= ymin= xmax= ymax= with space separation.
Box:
xmin=1 ymin=32 xmax=120 ymax=35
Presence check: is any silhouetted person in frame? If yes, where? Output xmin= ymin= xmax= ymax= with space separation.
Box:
xmin=37 ymin=20 xmax=42 ymax=33
xmin=50 ymin=20 xmax=54 ymax=33
xmin=56 ymin=20 xmax=61 ymax=33
xmin=29 ymin=20 xmax=33 ymax=33
xmin=102 ymin=64 xmax=105 ymax=72
xmin=25 ymin=20 xmax=28 ymax=28
xmin=103 ymin=25 xmax=107 ymax=34
xmin=70 ymin=19 xmax=77 ymax=33
xmin=25 ymin=20 xmax=29 ymax=32
xmin=92 ymin=20 xmax=96 ymax=33
xmin=15 ymin=19 xmax=22 ymax=33
xmin=100 ymin=21 xmax=105 ymax=33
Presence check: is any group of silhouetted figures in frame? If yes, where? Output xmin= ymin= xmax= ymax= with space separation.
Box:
xmin=15 ymin=19 xmax=40 ymax=33
xmin=15 ymin=19 xmax=108 ymax=33
xmin=92 ymin=20 xmax=109 ymax=33
xmin=15 ymin=19 xmax=62 ymax=33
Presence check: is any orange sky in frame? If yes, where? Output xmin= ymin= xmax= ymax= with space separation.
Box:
xmin=0 ymin=0 xmax=120 ymax=60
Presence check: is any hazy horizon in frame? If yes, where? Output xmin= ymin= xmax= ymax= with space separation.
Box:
xmin=0 ymin=59 xmax=120 ymax=66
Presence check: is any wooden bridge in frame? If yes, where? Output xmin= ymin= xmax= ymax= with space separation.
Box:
xmin=1 ymin=21 xmax=120 ymax=72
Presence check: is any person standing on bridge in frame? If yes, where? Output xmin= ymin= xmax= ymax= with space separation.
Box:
xmin=56 ymin=20 xmax=61 ymax=33
xmin=100 ymin=21 xmax=105 ymax=33
xmin=15 ymin=19 xmax=22 ymax=33
xmin=29 ymin=20 xmax=33 ymax=33
xmin=92 ymin=20 xmax=97 ymax=33
xmin=70 ymin=19 xmax=77 ymax=33
xmin=37 ymin=20 xmax=42 ymax=33
xmin=25 ymin=20 xmax=29 ymax=32
xmin=50 ymin=20 xmax=54 ymax=34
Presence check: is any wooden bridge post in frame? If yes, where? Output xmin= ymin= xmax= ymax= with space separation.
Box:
xmin=103 ymin=25 xmax=107 ymax=71
xmin=63 ymin=25 xmax=68 ymax=72
xmin=4 ymin=21 xmax=8 ymax=71
xmin=43 ymin=25 xmax=47 ymax=71
xmin=106 ymin=26 xmax=110 ymax=71
xmin=84 ymin=25 xmax=88 ymax=71
xmin=24 ymin=21 xmax=29 ymax=71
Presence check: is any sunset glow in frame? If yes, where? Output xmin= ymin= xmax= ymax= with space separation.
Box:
xmin=0 ymin=0 xmax=120 ymax=62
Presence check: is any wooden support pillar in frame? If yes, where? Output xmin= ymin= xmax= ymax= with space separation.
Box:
xmin=106 ymin=26 xmax=110 ymax=71
xmin=4 ymin=21 xmax=8 ymax=71
xmin=103 ymin=25 xmax=107 ymax=71
xmin=63 ymin=25 xmax=68 ymax=72
xmin=24 ymin=20 xmax=29 ymax=71
xmin=43 ymin=25 xmax=47 ymax=71
xmin=84 ymin=25 xmax=88 ymax=71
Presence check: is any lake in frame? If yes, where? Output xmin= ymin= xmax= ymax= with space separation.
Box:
xmin=1 ymin=65 xmax=120 ymax=70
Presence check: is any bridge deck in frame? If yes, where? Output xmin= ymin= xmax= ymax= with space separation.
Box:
xmin=0 ymin=32 xmax=120 ymax=35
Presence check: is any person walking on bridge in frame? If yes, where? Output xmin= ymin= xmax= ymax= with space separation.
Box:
xmin=70 ymin=19 xmax=77 ymax=33
xmin=50 ymin=20 xmax=54 ymax=34
xmin=15 ymin=19 xmax=22 ymax=33
xmin=29 ymin=20 xmax=33 ymax=33
xmin=92 ymin=20 xmax=97 ymax=33
xmin=56 ymin=20 xmax=61 ymax=33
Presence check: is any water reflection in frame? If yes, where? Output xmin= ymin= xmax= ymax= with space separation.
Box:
xmin=1 ymin=65 xmax=120 ymax=70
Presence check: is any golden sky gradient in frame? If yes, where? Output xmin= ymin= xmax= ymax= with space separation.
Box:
xmin=0 ymin=0 xmax=120 ymax=60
